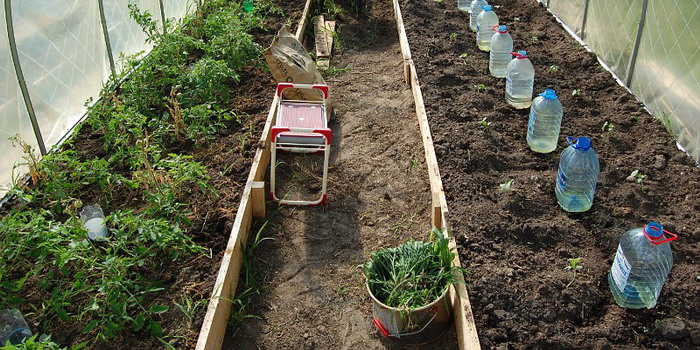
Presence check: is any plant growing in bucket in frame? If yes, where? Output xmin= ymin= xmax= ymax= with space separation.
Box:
xmin=360 ymin=227 xmax=464 ymax=344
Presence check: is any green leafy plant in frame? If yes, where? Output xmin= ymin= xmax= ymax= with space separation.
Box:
xmin=572 ymin=89 xmax=582 ymax=97
xmin=531 ymin=36 xmax=539 ymax=43
xmin=459 ymin=53 xmax=469 ymax=59
xmin=564 ymin=257 xmax=583 ymax=288
xmin=474 ymin=83 xmax=486 ymax=93
xmin=360 ymin=227 xmax=464 ymax=310
xmin=602 ymin=121 xmax=615 ymax=133
xmin=449 ymin=32 xmax=458 ymax=40
xmin=499 ymin=179 xmax=517 ymax=192
xmin=548 ymin=64 xmax=559 ymax=74
xmin=626 ymin=169 xmax=646 ymax=183
xmin=479 ymin=117 xmax=492 ymax=131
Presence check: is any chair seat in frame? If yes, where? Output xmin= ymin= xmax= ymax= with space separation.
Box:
xmin=278 ymin=102 xmax=326 ymax=129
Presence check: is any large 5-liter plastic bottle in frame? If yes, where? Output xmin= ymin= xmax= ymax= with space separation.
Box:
xmin=555 ymin=137 xmax=599 ymax=212
xmin=0 ymin=309 xmax=33 ymax=345
xmin=476 ymin=6 xmax=499 ymax=52
xmin=505 ymin=51 xmax=535 ymax=109
xmin=458 ymin=0 xmax=471 ymax=11
xmin=469 ymin=0 xmax=488 ymax=32
xmin=489 ymin=25 xmax=513 ymax=77
xmin=608 ymin=222 xmax=676 ymax=309
xmin=527 ymin=89 xmax=563 ymax=153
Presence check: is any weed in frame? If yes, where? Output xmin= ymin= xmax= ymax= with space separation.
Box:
xmin=626 ymin=169 xmax=646 ymax=183
xmin=410 ymin=155 xmax=420 ymax=170
xmin=658 ymin=111 xmax=677 ymax=138
xmin=174 ymin=295 xmax=208 ymax=325
xmin=323 ymin=66 xmax=349 ymax=77
xmin=361 ymin=227 xmax=465 ymax=309
xmin=564 ymin=257 xmax=583 ymax=288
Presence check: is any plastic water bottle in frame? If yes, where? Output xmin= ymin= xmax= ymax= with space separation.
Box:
xmin=0 ymin=309 xmax=33 ymax=345
xmin=469 ymin=0 xmax=488 ymax=32
xmin=608 ymin=222 xmax=677 ymax=309
xmin=555 ymin=137 xmax=599 ymax=212
xmin=489 ymin=25 xmax=513 ymax=77
xmin=80 ymin=204 xmax=108 ymax=241
xmin=505 ymin=50 xmax=535 ymax=109
xmin=476 ymin=6 xmax=499 ymax=52
xmin=458 ymin=0 xmax=471 ymax=11
xmin=527 ymin=89 xmax=563 ymax=153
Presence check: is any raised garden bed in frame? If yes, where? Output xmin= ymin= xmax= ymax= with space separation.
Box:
xmin=400 ymin=0 xmax=700 ymax=348
xmin=0 ymin=1 xmax=304 ymax=349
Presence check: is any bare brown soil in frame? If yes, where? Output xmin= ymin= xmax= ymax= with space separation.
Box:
xmin=399 ymin=0 xmax=700 ymax=349
xmin=226 ymin=0 xmax=459 ymax=348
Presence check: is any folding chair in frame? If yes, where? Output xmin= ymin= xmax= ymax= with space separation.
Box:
xmin=270 ymin=83 xmax=331 ymax=205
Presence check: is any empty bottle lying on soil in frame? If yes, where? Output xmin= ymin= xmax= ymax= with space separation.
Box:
xmin=505 ymin=51 xmax=535 ymax=109
xmin=527 ymin=89 xmax=563 ymax=153
xmin=555 ymin=137 xmax=599 ymax=212
xmin=458 ymin=0 xmax=471 ymax=11
xmin=608 ymin=222 xmax=677 ymax=309
xmin=489 ymin=25 xmax=513 ymax=77
xmin=469 ymin=0 xmax=488 ymax=32
xmin=0 ymin=309 xmax=33 ymax=345
xmin=476 ymin=5 xmax=499 ymax=52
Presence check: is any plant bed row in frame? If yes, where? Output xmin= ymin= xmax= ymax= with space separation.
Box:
xmin=399 ymin=0 xmax=700 ymax=349
xmin=0 ymin=1 xmax=304 ymax=349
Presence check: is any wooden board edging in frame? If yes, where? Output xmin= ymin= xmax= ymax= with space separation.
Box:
xmin=392 ymin=1 xmax=482 ymax=349
xmin=195 ymin=0 xmax=313 ymax=348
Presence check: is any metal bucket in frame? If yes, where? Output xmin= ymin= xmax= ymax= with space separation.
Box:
xmin=367 ymin=283 xmax=453 ymax=345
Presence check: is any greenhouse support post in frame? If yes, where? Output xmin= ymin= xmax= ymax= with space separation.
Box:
xmin=4 ymin=0 xmax=46 ymax=155
xmin=626 ymin=0 xmax=648 ymax=86
xmin=158 ymin=0 xmax=166 ymax=34
xmin=98 ymin=0 xmax=116 ymax=75
xmin=580 ymin=0 xmax=590 ymax=39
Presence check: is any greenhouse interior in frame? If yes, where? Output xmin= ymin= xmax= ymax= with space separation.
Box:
xmin=0 ymin=0 xmax=698 ymax=349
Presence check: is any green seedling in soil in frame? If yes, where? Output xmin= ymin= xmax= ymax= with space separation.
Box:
xmin=514 ymin=17 xmax=521 ymax=22
xmin=323 ymin=65 xmax=350 ymax=77
xmin=449 ymin=32 xmax=458 ymax=40
xmin=548 ymin=64 xmax=559 ymax=74
xmin=602 ymin=121 xmax=615 ymax=133
xmin=389 ymin=213 xmax=418 ymax=234
xmin=531 ymin=36 xmax=539 ymax=43
xmin=572 ymin=89 xmax=583 ymax=97
xmin=174 ymin=294 xmax=209 ymax=325
xmin=459 ymin=53 xmax=469 ymax=59
xmin=479 ymin=117 xmax=492 ymax=131
xmin=626 ymin=169 xmax=646 ymax=183
xmin=659 ymin=111 xmax=678 ymax=138
xmin=410 ymin=154 xmax=420 ymax=170
xmin=564 ymin=257 xmax=583 ymax=288
xmin=499 ymin=179 xmax=518 ymax=193
xmin=361 ymin=227 xmax=465 ymax=310
xmin=474 ymin=83 xmax=486 ymax=93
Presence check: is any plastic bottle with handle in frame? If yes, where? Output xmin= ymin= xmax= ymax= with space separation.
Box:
xmin=527 ymin=88 xmax=563 ymax=153
xmin=608 ymin=222 xmax=676 ymax=309
xmin=489 ymin=25 xmax=513 ymax=77
xmin=554 ymin=136 xmax=599 ymax=212
xmin=476 ymin=5 xmax=499 ymax=52
xmin=469 ymin=0 xmax=488 ymax=32
xmin=505 ymin=50 xmax=535 ymax=109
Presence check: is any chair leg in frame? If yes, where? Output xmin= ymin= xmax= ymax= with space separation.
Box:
xmin=270 ymin=142 xmax=278 ymax=201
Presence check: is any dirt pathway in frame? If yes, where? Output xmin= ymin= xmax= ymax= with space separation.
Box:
xmin=225 ymin=0 xmax=458 ymax=348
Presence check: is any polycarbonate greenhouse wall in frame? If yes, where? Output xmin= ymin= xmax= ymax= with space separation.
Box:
xmin=539 ymin=0 xmax=700 ymax=163
xmin=0 ymin=0 xmax=192 ymax=197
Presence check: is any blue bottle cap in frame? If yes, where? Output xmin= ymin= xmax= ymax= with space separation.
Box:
xmin=483 ymin=5 xmax=493 ymax=11
xmin=567 ymin=136 xmax=591 ymax=151
xmin=644 ymin=222 xmax=664 ymax=238
xmin=498 ymin=25 xmax=507 ymax=32
xmin=517 ymin=50 xmax=527 ymax=57
xmin=540 ymin=89 xmax=557 ymax=100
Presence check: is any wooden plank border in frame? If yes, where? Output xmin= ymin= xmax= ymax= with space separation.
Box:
xmin=195 ymin=1 xmax=313 ymax=348
xmin=392 ymin=1 xmax=482 ymax=349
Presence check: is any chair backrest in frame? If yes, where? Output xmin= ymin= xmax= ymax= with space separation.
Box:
xmin=276 ymin=83 xmax=330 ymax=102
